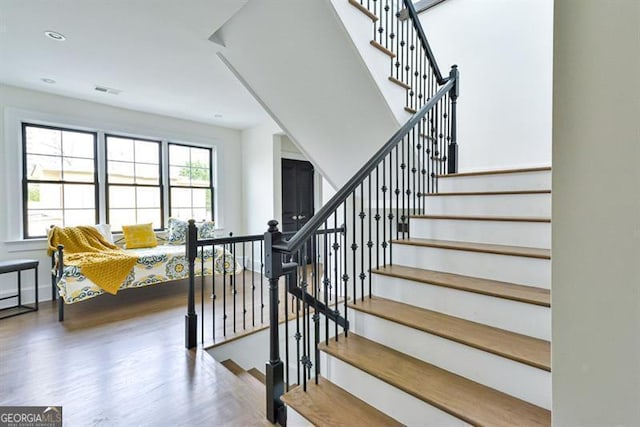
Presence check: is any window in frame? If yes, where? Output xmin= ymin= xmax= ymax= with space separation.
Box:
xmin=18 ymin=120 xmax=217 ymax=239
xmin=168 ymin=143 xmax=213 ymax=221
xmin=22 ymin=124 xmax=98 ymax=238
xmin=105 ymin=135 xmax=163 ymax=231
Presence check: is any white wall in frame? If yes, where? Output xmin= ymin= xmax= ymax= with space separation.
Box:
xmin=0 ymin=84 xmax=244 ymax=303
xmin=420 ymin=0 xmax=553 ymax=172
xmin=552 ymin=1 xmax=640 ymax=425
xmin=219 ymin=0 xmax=399 ymax=188
xmin=240 ymin=120 xmax=282 ymax=235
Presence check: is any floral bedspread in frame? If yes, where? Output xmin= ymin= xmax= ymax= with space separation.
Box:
xmin=57 ymin=245 xmax=241 ymax=304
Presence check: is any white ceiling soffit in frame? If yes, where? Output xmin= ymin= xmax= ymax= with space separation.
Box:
xmin=0 ymin=0 xmax=269 ymax=130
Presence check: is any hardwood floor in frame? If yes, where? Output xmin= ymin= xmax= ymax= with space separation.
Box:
xmin=0 ymin=275 xmax=273 ymax=426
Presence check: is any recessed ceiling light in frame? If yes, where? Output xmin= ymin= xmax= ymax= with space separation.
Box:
xmin=44 ymin=31 xmax=66 ymax=41
xmin=41 ymin=78 xmax=56 ymax=84
xmin=94 ymin=85 xmax=121 ymax=95
xmin=214 ymin=114 xmax=223 ymax=118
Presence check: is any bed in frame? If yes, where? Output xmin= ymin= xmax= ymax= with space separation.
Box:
xmin=50 ymin=223 xmax=241 ymax=321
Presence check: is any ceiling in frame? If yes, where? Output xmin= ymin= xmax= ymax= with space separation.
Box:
xmin=0 ymin=0 xmax=270 ymax=129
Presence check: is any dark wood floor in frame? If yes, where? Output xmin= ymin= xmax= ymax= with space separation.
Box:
xmin=0 ymin=276 xmax=274 ymax=426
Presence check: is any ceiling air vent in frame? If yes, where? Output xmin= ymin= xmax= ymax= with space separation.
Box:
xmin=94 ymin=85 xmax=121 ymax=95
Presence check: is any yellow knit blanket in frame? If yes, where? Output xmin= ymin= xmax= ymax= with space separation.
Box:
xmin=48 ymin=226 xmax=138 ymax=295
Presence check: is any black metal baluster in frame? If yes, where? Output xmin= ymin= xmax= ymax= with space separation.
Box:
xmin=368 ymin=173 xmax=373 ymax=298
xmin=261 ymin=240 xmax=264 ymax=324
xmin=382 ymin=159 xmax=387 ymax=266
xmin=389 ymin=0 xmax=395 ymax=76
xmin=212 ymin=244 xmax=216 ymax=342
xmin=284 ymin=271 xmax=290 ymax=391
xmin=232 ymin=242 xmax=236 ymax=333
xmin=223 ymin=243 xmax=227 ymax=337
xmin=351 ymin=191 xmax=357 ymax=303
xmin=343 ymin=202 xmax=348 ymax=336
xmin=301 ymin=266 xmax=307 ymax=391
xmin=333 ymin=210 xmax=339 ymax=341
xmin=333 ymin=209 xmax=340 ymax=341
xmin=416 ymin=122 xmax=422 ymax=214
xmin=402 ymin=14 xmax=409 ymax=105
xmin=389 ymin=149 xmax=395 ymax=265
xmin=295 ymin=283 xmax=301 ymax=388
xmin=242 ymin=242 xmax=246 ymax=330
xmin=395 ymin=145 xmax=400 ymax=242
xmin=376 ymin=166 xmax=380 ymax=270
xmin=201 ymin=245 xmax=205 ymax=343
xmin=405 ymin=12 xmax=410 ymax=99
xmin=312 ymin=235 xmax=320 ymax=384
xmin=359 ymin=184 xmax=365 ymax=302
xmin=387 ymin=0 xmax=392 ymax=50
xmin=372 ymin=0 xmax=377 ymax=40
xmin=401 ymin=136 xmax=406 ymax=240
xmin=439 ymin=96 xmax=444 ymax=180
xmin=251 ymin=241 xmax=255 ymax=327
xmin=420 ymin=117 xmax=426 ymax=211
xmin=395 ymin=3 xmax=401 ymax=80
xmin=323 ymin=220 xmax=329 ymax=345
xmin=409 ymin=24 xmax=415 ymax=111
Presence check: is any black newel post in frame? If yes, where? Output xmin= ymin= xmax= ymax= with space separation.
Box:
xmin=264 ymin=220 xmax=286 ymax=426
xmin=448 ymin=64 xmax=459 ymax=174
xmin=185 ymin=219 xmax=198 ymax=349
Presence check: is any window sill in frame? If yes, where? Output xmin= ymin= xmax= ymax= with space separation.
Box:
xmin=4 ymin=238 xmax=48 ymax=253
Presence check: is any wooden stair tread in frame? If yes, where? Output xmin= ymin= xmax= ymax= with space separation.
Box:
xmin=281 ymin=376 xmax=402 ymax=427
xmin=372 ymin=264 xmax=550 ymax=307
xmin=426 ymin=189 xmax=551 ymax=196
xmin=404 ymin=106 xmax=417 ymax=114
xmin=370 ymin=40 xmax=395 ymax=58
xmin=388 ymin=76 xmax=411 ymax=90
xmin=348 ymin=0 xmax=378 ymax=21
xmin=320 ymin=334 xmax=551 ymax=427
xmin=221 ymin=359 xmax=245 ymax=376
xmin=438 ymin=166 xmax=552 ymax=178
xmin=393 ymin=238 xmax=551 ymax=259
xmin=349 ymin=296 xmax=550 ymax=370
xmin=248 ymin=368 xmax=266 ymax=384
xmin=411 ymin=214 xmax=551 ymax=223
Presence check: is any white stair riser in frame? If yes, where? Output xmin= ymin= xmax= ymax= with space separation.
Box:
xmin=321 ymin=353 xmax=470 ymax=427
xmin=438 ymin=170 xmax=551 ymax=193
xmin=410 ymin=218 xmax=551 ymax=248
xmin=392 ymin=244 xmax=551 ymax=288
xmin=287 ymin=407 xmax=313 ymax=427
xmin=372 ymin=274 xmax=551 ymax=340
xmin=425 ymin=193 xmax=551 ymax=217
xmin=350 ymin=310 xmax=551 ymax=409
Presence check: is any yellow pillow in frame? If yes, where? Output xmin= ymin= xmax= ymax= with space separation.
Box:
xmin=122 ymin=223 xmax=158 ymax=249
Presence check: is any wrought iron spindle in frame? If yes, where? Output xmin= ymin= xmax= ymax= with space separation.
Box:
xmin=222 ymin=243 xmax=227 ymax=337
xmin=376 ymin=166 xmax=380 ymax=269
xmin=232 ymin=242 xmax=236 ymax=333
xmin=261 ymin=240 xmax=264 ymax=324
xmin=368 ymin=173 xmax=373 ymax=297
xmin=201 ymin=247 xmax=205 ymax=343
xmin=351 ymin=191 xmax=357 ymax=303
xmin=323 ymin=220 xmax=329 ymax=345
xmin=359 ymin=184 xmax=365 ymax=301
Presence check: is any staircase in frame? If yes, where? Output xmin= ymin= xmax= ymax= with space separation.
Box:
xmin=283 ymin=167 xmax=551 ymax=426
xmin=204 ymin=0 xmax=553 ymax=425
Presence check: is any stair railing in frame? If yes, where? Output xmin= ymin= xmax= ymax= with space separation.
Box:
xmin=184 ymin=224 xmax=346 ymax=349
xmin=259 ymin=1 xmax=459 ymax=423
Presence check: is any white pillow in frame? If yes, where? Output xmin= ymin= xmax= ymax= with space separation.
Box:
xmin=94 ymin=224 xmax=114 ymax=244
